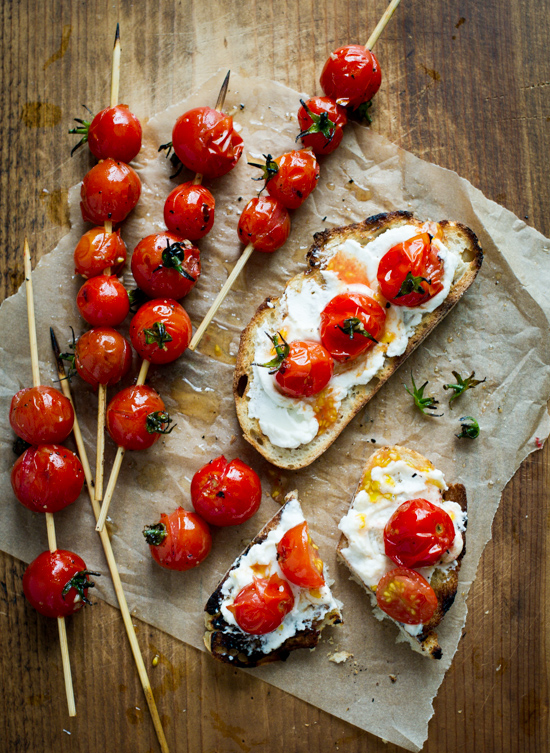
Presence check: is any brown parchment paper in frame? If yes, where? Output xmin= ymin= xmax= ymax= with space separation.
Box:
xmin=1 ymin=73 xmax=549 ymax=752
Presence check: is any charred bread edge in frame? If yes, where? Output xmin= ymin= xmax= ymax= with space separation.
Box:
xmin=233 ymin=212 xmax=483 ymax=470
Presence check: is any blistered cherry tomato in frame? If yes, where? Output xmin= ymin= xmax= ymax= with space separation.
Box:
xmin=228 ymin=573 xmax=294 ymax=635
xmin=384 ymin=498 xmax=455 ymax=569
xmin=74 ymin=327 xmax=132 ymax=389
xmin=129 ymin=299 xmax=192 ymax=364
xmin=297 ymin=97 xmax=348 ymax=155
xmin=74 ymin=227 xmax=127 ymax=278
xmin=23 ymin=550 xmax=97 ymax=618
xmin=252 ymin=151 xmax=320 ymax=210
xmin=11 ymin=444 xmax=84 ymax=513
xmin=164 ymin=182 xmax=215 ymax=240
xmin=143 ymin=507 xmax=212 ymax=571
xmin=237 ymin=196 xmax=290 ymax=253
xmin=10 ymin=386 xmax=74 ymax=445
xmin=320 ymin=292 xmax=386 ymax=362
xmin=277 ymin=522 xmax=325 ymax=588
xmin=131 ymin=233 xmax=200 ymax=300
xmin=275 ymin=340 xmax=333 ymax=398
xmin=106 ymin=384 xmax=173 ymax=451
xmin=76 ymin=274 xmax=130 ymax=327
xmin=191 ymin=455 xmax=262 ymax=526
xmin=376 ymin=566 xmax=438 ymax=625
xmin=80 ymin=158 xmax=141 ymax=225
xmin=377 ymin=233 xmax=444 ymax=307
xmin=320 ymin=45 xmax=382 ymax=108
xmin=87 ymin=104 xmax=142 ymax=163
xmin=172 ymin=106 xmax=243 ymax=179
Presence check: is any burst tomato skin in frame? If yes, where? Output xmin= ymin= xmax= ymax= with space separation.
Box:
xmin=129 ymin=299 xmax=192 ymax=364
xmin=144 ymin=507 xmax=212 ymax=571
xmin=76 ymin=274 xmax=130 ymax=327
xmin=275 ymin=340 xmax=333 ymax=398
xmin=80 ymin=158 xmax=141 ymax=225
xmin=277 ymin=522 xmax=325 ymax=588
xmin=23 ymin=550 xmax=92 ymax=618
xmin=383 ymin=498 xmax=456 ymax=569
xmin=377 ymin=233 xmax=444 ymax=307
xmin=297 ymin=96 xmax=348 ymax=155
xmin=11 ymin=445 xmax=84 ymax=513
xmin=376 ymin=566 xmax=438 ymax=625
xmin=131 ymin=233 xmax=201 ymax=300
xmin=74 ymin=227 xmax=127 ymax=278
xmin=320 ymin=45 xmax=382 ymax=108
xmin=10 ymin=386 xmax=74 ymax=445
xmin=172 ymin=106 xmax=244 ymax=179
xmin=229 ymin=574 xmax=295 ymax=635
xmin=191 ymin=455 xmax=262 ymax=527
xmin=237 ymin=196 xmax=291 ymax=253
xmin=164 ymin=182 xmax=215 ymax=240
xmin=106 ymin=385 xmax=170 ymax=451
xmin=87 ymin=104 xmax=142 ymax=163
xmin=74 ymin=327 xmax=132 ymax=389
xmin=320 ymin=292 xmax=386 ymax=362
xmin=265 ymin=151 xmax=320 ymax=210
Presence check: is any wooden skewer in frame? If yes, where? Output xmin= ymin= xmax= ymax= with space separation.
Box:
xmin=366 ymin=0 xmax=402 ymax=49
xmin=192 ymin=72 xmax=230 ymax=189
xmin=110 ymin=23 xmax=121 ymax=109
xmin=23 ymin=240 xmax=76 ymax=718
xmin=50 ymin=330 xmax=169 ymax=753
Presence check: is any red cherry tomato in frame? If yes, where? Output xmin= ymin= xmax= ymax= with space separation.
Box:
xmin=228 ymin=574 xmax=295 ymax=635
xmin=384 ymin=498 xmax=456 ymax=569
xmin=22 ymin=550 xmax=97 ymax=618
xmin=191 ymin=455 xmax=262 ymax=527
xmin=11 ymin=444 xmax=84 ymax=513
xmin=237 ymin=196 xmax=291 ymax=253
xmin=143 ymin=507 xmax=212 ymax=571
xmin=74 ymin=327 xmax=132 ymax=389
xmin=10 ymin=386 xmax=74 ymax=445
xmin=320 ymin=45 xmax=382 ymax=108
xmin=164 ymin=182 xmax=215 ymax=240
xmin=376 ymin=567 xmax=438 ymax=625
xmin=277 ymin=522 xmax=325 ymax=588
xmin=106 ymin=385 xmax=173 ymax=451
xmin=320 ymin=292 xmax=386 ymax=362
xmin=76 ymin=274 xmax=130 ymax=327
xmin=275 ymin=340 xmax=333 ymax=398
xmin=172 ymin=106 xmax=243 ymax=179
xmin=80 ymin=158 xmax=141 ymax=225
xmin=252 ymin=151 xmax=320 ymax=210
xmin=131 ymin=233 xmax=201 ymax=300
xmin=129 ymin=299 xmax=192 ymax=364
xmin=87 ymin=104 xmax=142 ymax=163
xmin=73 ymin=227 xmax=127 ymax=278
xmin=377 ymin=233 xmax=444 ymax=307
xmin=297 ymin=97 xmax=348 ymax=155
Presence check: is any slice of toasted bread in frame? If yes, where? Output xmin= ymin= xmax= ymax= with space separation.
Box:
xmin=234 ymin=211 xmax=483 ymax=470
xmin=204 ymin=491 xmax=342 ymax=668
xmin=337 ymin=445 xmax=467 ymax=660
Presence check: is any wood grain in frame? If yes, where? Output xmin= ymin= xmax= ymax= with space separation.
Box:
xmin=1 ymin=1 xmax=548 ymax=751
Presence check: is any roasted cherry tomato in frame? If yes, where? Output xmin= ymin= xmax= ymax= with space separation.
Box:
xmin=11 ymin=444 xmax=84 ymax=513
xmin=237 ymin=196 xmax=291 ymax=253
xmin=164 ymin=182 xmax=215 ymax=240
xmin=191 ymin=455 xmax=262 ymax=527
xmin=23 ymin=550 xmax=98 ymax=618
xmin=171 ymin=106 xmax=243 ymax=179
xmin=297 ymin=97 xmax=348 ymax=155
xmin=377 ymin=233 xmax=444 ymax=307
xmin=73 ymin=327 xmax=132 ymax=389
xmin=76 ymin=274 xmax=130 ymax=327
xmin=320 ymin=45 xmax=382 ymax=109
xmin=74 ymin=227 xmax=127 ymax=278
xmin=80 ymin=158 xmax=141 ymax=225
xmin=106 ymin=385 xmax=173 ymax=451
xmin=320 ymin=292 xmax=386 ymax=362
xmin=277 ymin=522 xmax=325 ymax=588
xmin=86 ymin=104 xmax=142 ymax=163
xmin=10 ymin=386 xmax=74 ymax=445
xmin=143 ymin=507 xmax=212 ymax=571
xmin=376 ymin=566 xmax=438 ymax=625
xmin=228 ymin=573 xmax=294 ymax=635
xmin=251 ymin=150 xmax=320 ymax=210
xmin=131 ymin=233 xmax=200 ymax=300
xmin=274 ymin=340 xmax=333 ymax=398
xmin=129 ymin=299 xmax=192 ymax=364
xmin=384 ymin=498 xmax=455 ymax=569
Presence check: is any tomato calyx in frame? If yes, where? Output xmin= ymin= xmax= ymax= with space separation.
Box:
xmin=62 ymin=569 xmax=100 ymax=605
xmin=352 ymin=100 xmax=373 ymax=124
xmin=59 ymin=327 xmax=78 ymax=380
xmin=142 ymin=522 xmax=168 ymax=546
xmin=456 ymin=416 xmax=480 ymax=439
xmin=404 ymin=373 xmax=443 ymax=417
xmin=143 ymin=321 xmax=173 ymax=350
xmin=145 ymin=410 xmax=175 ymax=436
xmin=248 ymin=153 xmax=279 ymax=190
xmin=396 ymin=271 xmax=432 ymax=299
xmin=69 ymin=116 xmax=92 ymax=155
xmin=155 ymin=239 xmax=196 ymax=282
xmin=158 ymin=141 xmax=184 ymax=179
xmin=337 ymin=316 xmax=378 ymax=343
xmin=254 ymin=332 xmax=290 ymax=374
xmin=296 ymin=99 xmax=337 ymax=145
xmin=12 ymin=437 xmax=31 ymax=457
xmin=128 ymin=287 xmax=148 ymax=312
xmin=443 ymin=370 xmax=486 ymax=408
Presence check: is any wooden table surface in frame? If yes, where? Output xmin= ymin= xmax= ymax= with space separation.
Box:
xmin=1 ymin=1 xmax=548 ymax=751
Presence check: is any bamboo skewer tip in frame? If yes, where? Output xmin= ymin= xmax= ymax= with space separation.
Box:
xmin=366 ymin=0 xmax=402 ymax=50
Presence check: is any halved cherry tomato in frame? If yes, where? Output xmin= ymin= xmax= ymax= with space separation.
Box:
xmin=74 ymin=227 xmax=127 ymax=278
xmin=384 ymin=498 xmax=455 ymax=569
xmin=320 ymin=292 xmax=386 ymax=362
xmin=172 ymin=106 xmax=243 ymax=179
xmin=10 ymin=386 xmax=74 ymax=445
xmin=106 ymin=385 xmax=173 ymax=451
xmin=376 ymin=566 xmax=438 ymax=625
xmin=164 ymin=182 xmax=215 ymax=240
xmin=251 ymin=151 xmax=320 ymax=210
xmin=87 ymin=104 xmax=142 ymax=163
xmin=377 ymin=233 xmax=444 ymax=307
xmin=228 ymin=573 xmax=294 ymax=635
xmin=237 ymin=196 xmax=291 ymax=253
xmin=74 ymin=327 xmax=132 ymax=388
xmin=11 ymin=444 xmax=84 ymax=513
xmin=129 ymin=299 xmax=192 ymax=364
xmin=320 ymin=45 xmax=382 ymax=109
xmin=143 ymin=507 xmax=212 ymax=571
xmin=76 ymin=274 xmax=130 ymax=327
xmin=275 ymin=340 xmax=333 ymax=398
xmin=191 ymin=455 xmax=262 ymax=527
xmin=277 ymin=522 xmax=325 ymax=588
xmin=80 ymin=158 xmax=141 ymax=225
xmin=22 ymin=550 xmax=98 ymax=618
xmin=131 ymin=233 xmax=200 ymax=300
xmin=297 ymin=97 xmax=348 ymax=155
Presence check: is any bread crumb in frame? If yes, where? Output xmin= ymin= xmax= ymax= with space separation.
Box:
xmin=328 ymin=650 xmax=353 ymax=664
xmin=389 ymin=674 xmax=397 ymax=683
xmin=229 ymin=434 xmax=237 ymax=445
